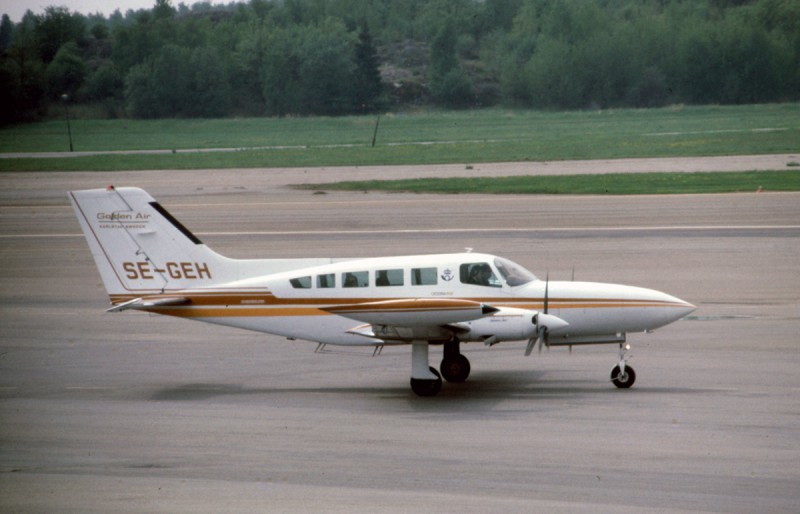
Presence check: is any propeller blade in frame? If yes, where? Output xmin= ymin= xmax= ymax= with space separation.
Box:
xmin=536 ymin=326 xmax=546 ymax=353
xmin=524 ymin=278 xmax=568 ymax=356
xmin=543 ymin=273 xmax=549 ymax=313
xmin=525 ymin=336 xmax=536 ymax=356
xmin=525 ymin=312 xmax=569 ymax=356
xmin=525 ymin=313 xmax=539 ymax=356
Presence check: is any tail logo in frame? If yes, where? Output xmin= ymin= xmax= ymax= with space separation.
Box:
xmin=97 ymin=211 xmax=151 ymax=220
xmin=97 ymin=211 xmax=152 ymax=230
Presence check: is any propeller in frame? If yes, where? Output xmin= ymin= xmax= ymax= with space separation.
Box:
xmin=525 ymin=274 xmax=568 ymax=356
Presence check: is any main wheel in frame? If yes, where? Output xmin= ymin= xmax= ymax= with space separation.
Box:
xmin=611 ymin=364 xmax=636 ymax=388
xmin=410 ymin=367 xmax=442 ymax=397
xmin=440 ymin=354 xmax=471 ymax=383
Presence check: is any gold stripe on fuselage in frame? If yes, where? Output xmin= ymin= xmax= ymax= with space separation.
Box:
xmin=110 ymin=291 xmax=690 ymax=319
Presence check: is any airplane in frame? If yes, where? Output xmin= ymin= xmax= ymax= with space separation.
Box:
xmin=69 ymin=186 xmax=696 ymax=397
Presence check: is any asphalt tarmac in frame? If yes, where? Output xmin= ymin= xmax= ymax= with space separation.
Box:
xmin=1 ymin=162 xmax=799 ymax=512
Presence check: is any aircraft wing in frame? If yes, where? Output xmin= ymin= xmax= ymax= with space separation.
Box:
xmin=323 ymin=298 xmax=498 ymax=326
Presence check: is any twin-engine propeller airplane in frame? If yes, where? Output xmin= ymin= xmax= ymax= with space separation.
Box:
xmin=70 ymin=186 xmax=695 ymax=396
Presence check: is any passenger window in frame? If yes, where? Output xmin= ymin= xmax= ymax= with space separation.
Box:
xmin=317 ymin=273 xmax=335 ymax=288
xmin=342 ymin=271 xmax=368 ymax=288
xmin=376 ymin=269 xmax=404 ymax=287
xmin=412 ymin=267 xmax=438 ymax=286
xmin=460 ymin=263 xmax=501 ymax=287
xmin=290 ymin=276 xmax=312 ymax=289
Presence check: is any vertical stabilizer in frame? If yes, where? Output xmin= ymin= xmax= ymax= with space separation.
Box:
xmin=69 ymin=186 xmax=235 ymax=300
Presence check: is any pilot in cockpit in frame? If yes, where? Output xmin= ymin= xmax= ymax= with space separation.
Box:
xmin=468 ymin=263 xmax=494 ymax=286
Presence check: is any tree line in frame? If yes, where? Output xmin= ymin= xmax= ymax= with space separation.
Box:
xmin=1 ymin=0 xmax=798 ymax=124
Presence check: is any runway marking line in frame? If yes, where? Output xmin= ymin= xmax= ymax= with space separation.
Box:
xmin=2 ymin=225 xmax=800 ymax=239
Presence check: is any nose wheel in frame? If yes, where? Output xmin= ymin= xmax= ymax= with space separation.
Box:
xmin=611 ymin=364 xmax=636 ymax=388
xmin=611 ymin=343 xmax=636 ymax=388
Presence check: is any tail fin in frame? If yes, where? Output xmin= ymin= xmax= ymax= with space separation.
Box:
xmin=69 ymin=186 xmax=236 ymax=301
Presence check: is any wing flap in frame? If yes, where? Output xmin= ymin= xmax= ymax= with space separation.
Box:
xmin=346 ymin=323 xmax=455 ymax=342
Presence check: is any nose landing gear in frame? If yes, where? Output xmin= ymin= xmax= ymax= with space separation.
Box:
xmin=611 ymin=343 xmax=636 ymax=388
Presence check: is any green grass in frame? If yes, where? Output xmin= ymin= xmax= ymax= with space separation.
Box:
xmin=1 ymin=104 xmax=798 ymax=172
xmin=296 ymin=170 xmax=800 ymax=195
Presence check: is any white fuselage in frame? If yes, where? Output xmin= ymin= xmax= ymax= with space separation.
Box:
xmin=141 ymin=253 xmax=695 ymax=347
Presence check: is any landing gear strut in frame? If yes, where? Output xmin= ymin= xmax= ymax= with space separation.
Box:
xmin=611 ymin=343 xmax=636 ymax=388
xmin=410 ymin=341 xmax=442 ymax=397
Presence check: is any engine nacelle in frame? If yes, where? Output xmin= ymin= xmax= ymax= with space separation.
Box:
xmin=458 ymin=307 xmax=538 ymax=343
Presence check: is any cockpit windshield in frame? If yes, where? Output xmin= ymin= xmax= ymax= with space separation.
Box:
xmin=494 ymin=257 xmax=538 ymax=287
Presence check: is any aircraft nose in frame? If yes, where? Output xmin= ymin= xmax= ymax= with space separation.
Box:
xmin=594 ymin=282 xmax=697 ymax=332
xmin=663 ymin=292 xmax=696 ymax=315
xmin=646 ymin=289 xmax=697 ymax=327
xmin=677 ymin=298 xmax=697 ymax=317
xmin=671 ymin=300 xmax=696 ymax=324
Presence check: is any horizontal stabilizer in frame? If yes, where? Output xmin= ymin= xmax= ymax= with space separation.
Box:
xmin=107 ymin=296 xmax=189 ymax=312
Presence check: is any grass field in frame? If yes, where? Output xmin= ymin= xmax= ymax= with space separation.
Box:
xmin=296 ymin=170 xmax=800 ymax=195
xmin=1 ymin=104 xmax=798 ymax=173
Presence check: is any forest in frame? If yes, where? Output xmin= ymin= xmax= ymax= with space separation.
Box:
xmin=1 ymin=0 xmax=798 ymax=124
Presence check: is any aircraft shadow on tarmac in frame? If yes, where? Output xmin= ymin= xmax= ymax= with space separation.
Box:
xmin=147 ymin=369 xmax=552 ymax=403
xmin=144 ymin=369 xmax=710 ymax=412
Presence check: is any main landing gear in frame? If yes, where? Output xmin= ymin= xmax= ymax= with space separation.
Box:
xmin=441 ymin=340 xmax=471 ymax=383
xmin=410 ymin=339 xmax=471 ymax=397
xmin=611 ymin=343 xmax=636 ymax=389
xmin=410 ymin=366 xmax=442 ymax=397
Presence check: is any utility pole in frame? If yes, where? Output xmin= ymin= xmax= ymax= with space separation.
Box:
xmin=61 ymin=94 xmax=73 ymax=152
xmin=371 ymin=115 xmax=380 ymax=147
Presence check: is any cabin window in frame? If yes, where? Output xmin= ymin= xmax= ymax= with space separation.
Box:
xmin=290 ymin=276 xmax=312 ymax=289
xmin=342 ymin=271 xmax=368 ymax=288
xmin=460 ymin=262 xmax=501 ymax=287
xmin=317 ymin=273 xmax=335 ymax=288
xmin=412 ymin=267 xmax=438 ymax=285
xmin=376 ymin=269 xmax=404 ymax=287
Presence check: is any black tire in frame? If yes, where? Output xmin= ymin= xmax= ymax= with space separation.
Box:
xmin=440 ymin=354 xmax=471 ymax=383
xmin=611 ymin=364 xmax=636 ymax=388
xmin=410 ymin=367 xmax=442 ymax=397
